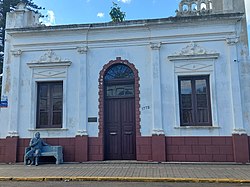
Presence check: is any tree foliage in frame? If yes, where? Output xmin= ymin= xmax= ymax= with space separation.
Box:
xmin=0 ymin=0 xmax=44 ymax=98
xmin=109 ymin=2 xmax=125 ymax=23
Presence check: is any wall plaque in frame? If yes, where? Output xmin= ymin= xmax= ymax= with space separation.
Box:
xmin=88 ymin=117 xmax=98 ymax=123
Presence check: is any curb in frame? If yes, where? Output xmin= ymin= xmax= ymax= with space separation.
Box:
xmin=0 ymin=177 xmax=249 ymax=183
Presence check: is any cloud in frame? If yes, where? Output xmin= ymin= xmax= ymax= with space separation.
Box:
xmin=118 ymin=0 xmax=131 ymax=4
xmin=41 ymin=10 xmax=56 ymax=26
xmin=97 ymin=12 xmax=105 ymax=18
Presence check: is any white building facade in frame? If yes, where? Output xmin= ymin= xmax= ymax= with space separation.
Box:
xmin=0 ymin=0 xmax=250 ymax=163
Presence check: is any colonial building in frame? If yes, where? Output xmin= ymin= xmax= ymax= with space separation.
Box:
xmin=0 ymin=0 xmax=250 ymax=163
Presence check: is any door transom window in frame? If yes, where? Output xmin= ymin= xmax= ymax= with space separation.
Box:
xmin=104 ymin=64 xmax=134 ymax=81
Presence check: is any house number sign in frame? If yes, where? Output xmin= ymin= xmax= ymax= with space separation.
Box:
xmin=142 ymin=106 xmax=150 ymax=111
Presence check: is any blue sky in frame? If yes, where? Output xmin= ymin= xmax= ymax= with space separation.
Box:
xmin=33 ymin=0 xmax=250 ymax=41
xmin=32 ymin=0 xmax=187 ymax=25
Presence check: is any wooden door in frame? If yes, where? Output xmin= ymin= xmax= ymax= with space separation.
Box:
xmin=105 ymin=98 xmax=136 ymax=160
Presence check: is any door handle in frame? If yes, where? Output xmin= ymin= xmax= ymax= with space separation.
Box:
xmin=124 ymin=132 xmax=132 ymax=135
xmin=110 ymin=132 xmax=117 ymax=135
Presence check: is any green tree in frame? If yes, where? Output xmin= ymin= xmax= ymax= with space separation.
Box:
xmin=109 ymin=2 xmax=125 ymax=23
xmin=0 ymin=0 xmax=44 ymax=98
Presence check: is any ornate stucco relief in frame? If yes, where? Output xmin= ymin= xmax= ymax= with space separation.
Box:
xmin=77 ymin=46 xmax=88 ymax=54
xmin=168 ymin=42 xmax=220 ymax=61
xmin=27 ymin=50 xmax=72 ymax=69
xmin=175 ymin=63 xmax=213 ymax=73
xmin=169 ymin=42 xmax=218 ymax=73
xmin=11 ymin=49 xmax=22 ymax=57
xmin=226 ymin=37 xmax=239 ymax=46
xmin=38 ymin=50 xmax=62 ymax=63
xmin=33 ymin=69 xmax=67 ymax=79
xmin=27 ymin=50 xmax=71 ymax=79
xmin=150 ymin=42 xmax=161 ymax=50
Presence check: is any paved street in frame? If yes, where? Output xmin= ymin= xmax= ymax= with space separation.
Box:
xmin=0 ymin=181 xmax=250 ymax=187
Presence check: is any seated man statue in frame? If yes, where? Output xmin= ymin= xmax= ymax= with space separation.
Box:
xmin=24 ymin=132 xmax=48 ymax=166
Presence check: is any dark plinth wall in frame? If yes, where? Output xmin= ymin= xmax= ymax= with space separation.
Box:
xmin=0 ymin=135 xmax=249 ymax=163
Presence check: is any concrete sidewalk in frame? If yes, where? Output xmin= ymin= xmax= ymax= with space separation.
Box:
xmin=0 ymin=162 xmax=250 ymax=183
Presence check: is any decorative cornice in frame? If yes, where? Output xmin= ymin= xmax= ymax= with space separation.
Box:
xmin=150 ymin=42 xmax=161 ymax=50
xmin=77 ymin=46 xmax=88 ymax=54
xmin=152 ymin=129 xmax=165 ymax=135
xmin=27 ymin=61 xmax=72 ymax=68
xmin=168 ymin=42 xmax=220 ymax=61
xmin=7 ymin=131 xmax=19 ymax=137
xmin=76 ymin=130 xmax=88 ymax=136
xmin=226 ymin=37 xmax=239 ymax=45
xmin=232 ymin=129 xmax=247 ymax=135
xmin=11 ymin=50 xmax=22 ymax=57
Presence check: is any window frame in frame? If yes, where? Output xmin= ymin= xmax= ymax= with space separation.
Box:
xmin=36 ymin=81 xmax=63 ymax=129
xmin=178 ymin=75 xmax=212 ymax=127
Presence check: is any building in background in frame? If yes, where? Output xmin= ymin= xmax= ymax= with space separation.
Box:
xmin=0 ymin=0 xmax=249 ymax=163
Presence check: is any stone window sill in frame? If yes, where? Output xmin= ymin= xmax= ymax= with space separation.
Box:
xmin=28 ymin=128 xmax=68 ymax=131
xmin=174 ymin=126 xmax=220 ymax=129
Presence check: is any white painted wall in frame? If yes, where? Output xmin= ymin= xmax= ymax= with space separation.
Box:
xmin=0 ymin=6 xmax=249 ymax=138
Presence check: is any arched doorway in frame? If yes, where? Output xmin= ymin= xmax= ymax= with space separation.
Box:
xmin=104 ymin=64 xmax=136 ymax=160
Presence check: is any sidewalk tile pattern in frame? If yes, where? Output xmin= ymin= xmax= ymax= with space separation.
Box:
xmin=0 ymin=163 xmax=249 ymax=180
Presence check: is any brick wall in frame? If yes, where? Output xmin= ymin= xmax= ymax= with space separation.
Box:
xmin=0 ymin=136 xmax=248 ymax=163
xmin=88 ymin=137 xmax=103 ymax=161
xmin=166 ymin=137 xmax=234 ymax=162
xmin=136 ymin=137 xmax=152 ymax=161
xmin=136 ymin=136 xmax=235 ymax=162
xmin=0 ymin=139 xmax=6 ymax=162
xmin=17 ymin=138 xmax=29 ymax=162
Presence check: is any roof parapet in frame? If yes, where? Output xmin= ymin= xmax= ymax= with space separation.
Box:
xmin=176 ymin=0 xmax=245 ymax=17
xmin=176 ymin=0 xmax=213 ymax=17
xmin=6 ymin=2 xmax=41 ymax=29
